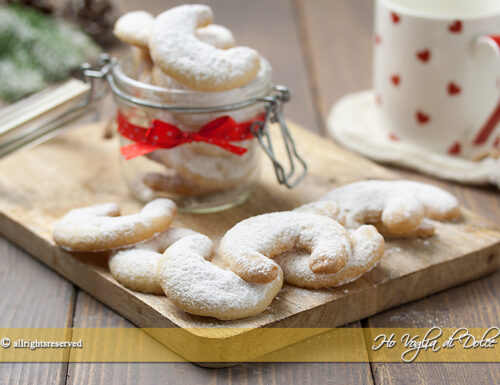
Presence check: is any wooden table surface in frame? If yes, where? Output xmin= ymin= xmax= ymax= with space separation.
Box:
xmin=1 ymin=1 xmax=499 ymax=384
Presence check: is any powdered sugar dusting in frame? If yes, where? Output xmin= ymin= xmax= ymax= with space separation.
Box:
xmin=53 ymin=199 xmax=177 ymax=251
xmin=150 ymin=24 xmax=236 ymax=89
xmin=195 ymin=24 xmax=235 ymax=49
xmin=109 ymin=249 xmax=163 ymax=294
xmin=150 ymin=5 xmax=260 ymax=91
xmin=114 ymin=11 xmax=154 ymax=48
xmin=219 ymin=211 xmax=352 ymax=282
xmin=294 ymin=201 xmax=345 ymax=224
xmin=109 ymin=227 xmax=197 ymax=294
xmin=157 ymin=234 xmax=283 ymax=320
xmin=157 ymin=140 xmax=259 ymax=187
xmin=316 ymin=180 xmax=460 ymax=229
xmin=275 ymin=225 xmax=384 ymax=289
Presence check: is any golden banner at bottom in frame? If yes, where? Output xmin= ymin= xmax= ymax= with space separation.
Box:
xmin=0 ymin=327 xmax=498 ymax=363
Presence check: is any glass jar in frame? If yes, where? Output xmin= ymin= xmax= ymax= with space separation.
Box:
xmin=110 ymin=52 xmax=273 ymax=212
xmin=86 ymin=53 xmax=306 ymax=213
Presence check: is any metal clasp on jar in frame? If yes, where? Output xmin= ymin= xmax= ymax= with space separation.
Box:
xmin=252 ymin=86 xmax=307 ymax=188
xmin=83 ymin=54 xmax=308 ymax=188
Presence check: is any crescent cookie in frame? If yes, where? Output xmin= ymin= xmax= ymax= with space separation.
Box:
xmin=148 ymin=145 xmax=260 ymax=190
xmin=132 ymin=47 xmax=154 ymax=83
xmin=149 ymin=5 xmax=260 ymax=91
xmin=195 ymin=24 xmax=235 ymax=49
xmin=297 ymin=180 xmax=460 ymax=238
xmin=219 ymin=212 xmax=351 ymax=284
xmin=294 ymin=201 xmax=346 ymax=225
xmin=157 ymin=234 xmax=284 ymax=320
xmin=150 ymin=24 xmax=236 ymax=90
xmin=109 ymin=228 xmax=197 ymax=294
xmin=151 ymin=64 xmax=189 ymax=90
xmin=374 ymin=218 xmax=436 ymax=238
xmin=295 ymin=200 xmax=434 ymax=238
xmin=114 ymin=9 xmax=235 ymax=51
xmin=275 ymin=225 xmax=385 ymax=289
xmin=142 ymin=172 xmax=216 ymax=196
xmin=53 ymin=199 xmax=177 ymax=252
xmin=114 ymin=11 xmax=154 ymax=49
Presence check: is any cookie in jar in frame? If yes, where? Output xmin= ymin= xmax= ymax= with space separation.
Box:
xmin=110 ymin=5 xmax=305 ymax=212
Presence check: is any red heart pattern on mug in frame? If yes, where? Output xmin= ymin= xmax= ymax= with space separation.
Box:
xmin=391 ymin=12 xmax=400 ymax=24
xmin=374 ymin=2 xmax=500 ymax=160
xmin=448 ymin=82 xmax=461 ymax=96
xmin=448 ymin=20 xmax=462 ymax=33
xmin=448 ymin=142 xmax=461 ymax=155
xmin=391 ymin=74 xmax=401 ymax=86
xmin=417 ymin=49 xmax=431 ymax=63
xmin=416 ymin=110 xmax=430 ymax=124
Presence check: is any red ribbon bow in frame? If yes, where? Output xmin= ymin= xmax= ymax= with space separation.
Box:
xmin=117 ymin=112 xmax=264 ymax=160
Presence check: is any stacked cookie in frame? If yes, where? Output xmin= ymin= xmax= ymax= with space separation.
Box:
xmin=114 ymin=6 xmax=260 ymax=91
xmin=281 ymin=180 xmax=461 ymax=288
xmin=53 ymin=198 xmax=284 ymax=320
xmin=113 ymin=5 xmax=268 ymax=198
xmin=53 ymin=180 xmax=461 ymax=320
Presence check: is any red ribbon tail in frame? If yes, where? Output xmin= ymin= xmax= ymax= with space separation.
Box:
xmin=221 ymin=143 xmax=248 ymax=155
xmin=120 ymin=143 xmax=160 ymax=160
xmin=204 ymin=138 xmax=248 ymax=155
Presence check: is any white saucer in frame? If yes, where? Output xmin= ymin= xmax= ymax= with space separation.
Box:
xmin=328 ymin=90 xmax=500 ymax=189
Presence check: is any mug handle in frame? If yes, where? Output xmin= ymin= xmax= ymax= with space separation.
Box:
xmin=473 ymin=35 xmax=500 ymax=146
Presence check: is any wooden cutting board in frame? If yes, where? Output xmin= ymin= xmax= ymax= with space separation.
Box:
xmin=0 ymin=120 xmax=499 ymax=363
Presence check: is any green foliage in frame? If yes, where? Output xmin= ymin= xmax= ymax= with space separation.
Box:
xmin=0 ymin=4 xmax=101 ymax=102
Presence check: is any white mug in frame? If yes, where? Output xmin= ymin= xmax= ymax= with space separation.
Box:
xmin=373 ymin=0 xmax=500 ymax=157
